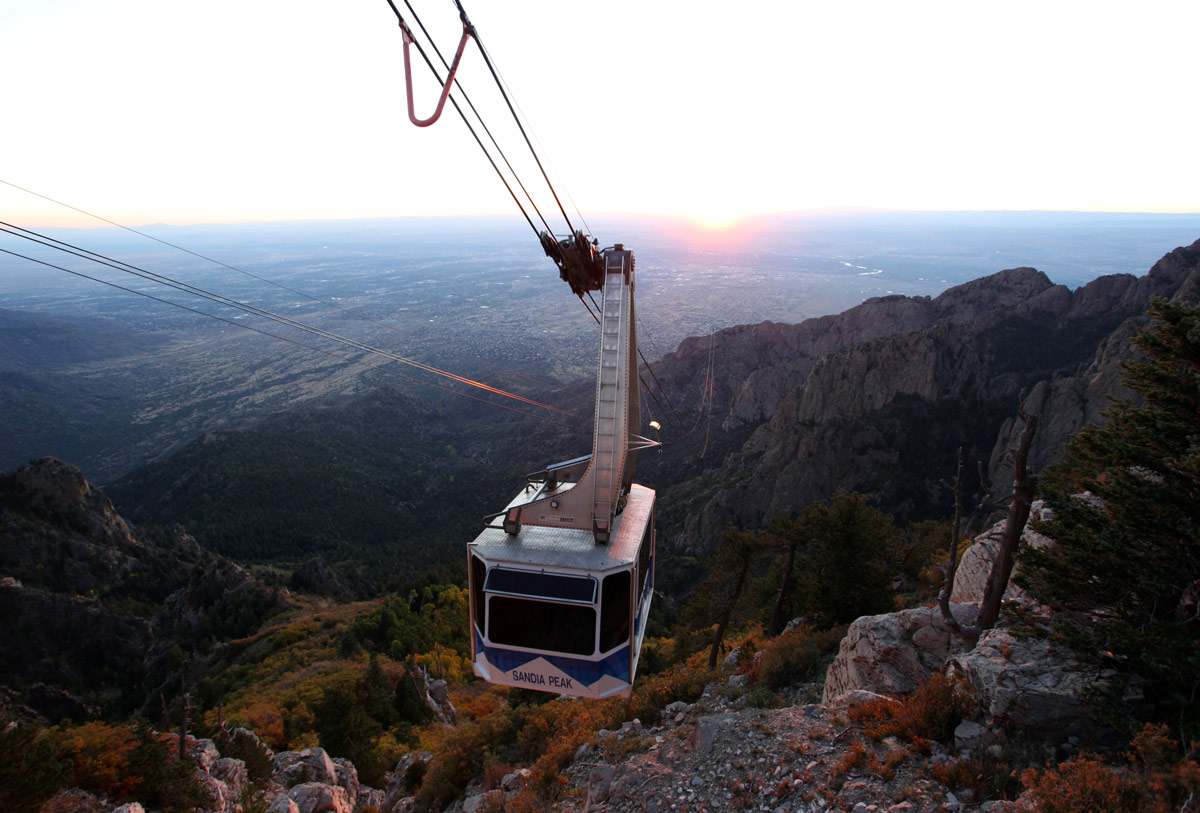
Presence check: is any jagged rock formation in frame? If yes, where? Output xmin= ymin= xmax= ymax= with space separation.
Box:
xmin=987 ymin=238 xmax=1200 ymax=483
xmin=949 ymin=501 xmax=1054 ymax=604
xmin=651 ymin=240 xmax=1200 ymax=555
xmin=821 ymin=497 xmax=1112 ymax=752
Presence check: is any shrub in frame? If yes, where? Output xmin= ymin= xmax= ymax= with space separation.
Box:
xmin=755 ymin=625 xmax=847 ymax=690
xmin=124 ymin=722 xmax=211 ymax=813
xmin=53 ymin=721 xmax=140 ymax=799
xmin=1021 ymin=757 xmax=1149 ymax=813
xmin=1020 ymin=724 xmax=1200 ymax=812
xmin=0 ymin=718 xmax=69 ymax=812
xmin=847 ymin=673 xmax=972 ymax=745
xmin=223 ymin=728 xmax=274 ymax=782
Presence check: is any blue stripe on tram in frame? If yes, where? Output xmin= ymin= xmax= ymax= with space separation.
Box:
xmin=476 ymin=630 xmax=630 ymax=686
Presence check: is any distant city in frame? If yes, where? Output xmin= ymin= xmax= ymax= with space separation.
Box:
xmin=4 ymin=212 xmax=1198 ymax=364
xmin=2 ymin=210 xmax=1197 ymax=478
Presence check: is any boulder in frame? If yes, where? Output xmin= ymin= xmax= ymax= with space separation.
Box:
xmin=110 ymin=805 xmax=145 ymax=813
xmin=274 ymin=747 xmax=339 ymax=787
xmin=586 ymin=765 xmax=616 ymax=807
xmin=823 ymin=603 xmax=980 ymax=702
xmin=500 ymin=767 xmax=531 ymax=793
xmin=356 ymin=787 xmax=386 ymax=811
xmin=213 ymin=757 xmax=248 ymax=798
xmin=462 ymin=790 xmax=505 ymax=813
xmin=332 ymin=757 xmax=359 ymax=800
xmin=947 ymin=626 xmax=1109 ymax=741
xmin=266 ymin=797 xmax=300 ymax=813
xmin=189 ymin=736 xmax=222 ymax=772
xmin=381 ymin=752 xmax=431 ymax=813
xmin=195 ymin=769 xmax=231 ymax=812
xmin=953 ymin=720 xmax=995 ymax=752
xmin=420 ymin=671 xmax=456 ymax=724
xmin=950 ymin=501 xmax=1053 ymax=604
xmin=38 ymin=788 xmax=109 ymax=813
xmin=693 ymin=712 xmax=738 ymax=753
xmin=288 ymin=783 xmax=353 ymax=813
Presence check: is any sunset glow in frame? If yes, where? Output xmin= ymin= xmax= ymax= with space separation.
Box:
xmin=2 ymin=0 xmax=1198 ymax=229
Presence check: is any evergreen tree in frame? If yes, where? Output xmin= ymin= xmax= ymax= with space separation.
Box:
xmin=1020 ymin=298 xmax=1200 ymax=734
xmin=313 ymin=685 xmax=385 ymax=787
xmin=682 ymin=525 xmax=764 ymax=668
xmin=363 ymin=654 xmax=395 ymax=728
xmin=796 ymin=491 xmax=898 ymax=627
xmin=762 ymin=512 xmax=807 ymax=637
xmin=126 ymin=719 xmax=209 ymax=813
xmin=394 ymin=661 xmax=432 ymax=726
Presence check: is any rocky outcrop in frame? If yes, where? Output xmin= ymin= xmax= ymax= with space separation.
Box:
xmin=947 ymin=624 xmax=1111 ymax=741
xmin=949 ymin=500 xmax=1053 ymax=604
xmin=273 ymin=747 xmax=341 ymax=787
xmin=986 ymin=238 xmax=1200 ymax=483
xmin=288 ymin=556 xmax=352 ymax=601
xmin=0 ymin=576 xmax=153 ymax=712
xmin=0 ymin=457 xmax=281 ymax=717
xmin=286 ymin=783 xmax=353 ymax=813
xmin=822 ymin=603 xmax=981 ymax=702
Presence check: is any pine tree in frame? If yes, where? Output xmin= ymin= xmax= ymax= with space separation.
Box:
xmin=1019 ymin=298 xmax=1200 ymax=734
xmin=363 ymin=654 xmax=395 ymax=728
xmin=762 ymin=512 xmax=807 ymax=637
xmin=796 ymin=491 xmax=898 ymax=627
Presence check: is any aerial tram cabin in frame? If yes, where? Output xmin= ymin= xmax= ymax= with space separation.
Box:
xmin=468 ymin=242 xmax=659 ymax=698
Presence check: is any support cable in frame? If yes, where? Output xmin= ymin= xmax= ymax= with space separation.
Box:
xmin=383 ymin=0 xmax=542 ymax=241
xmin=396 ymin=0 xmax=554 ymax=236
xmin=451 ymin=0 xmax=576 ymax=236
xmin=0 ymin=246 xmax=577 ymax=427
xmin=463 ymin=26 xmax=593 ymax=240
xmin=0 ymin=177 xmax=548 ymax=389
xmin=0 ymin=223 xmax=584 ymax=421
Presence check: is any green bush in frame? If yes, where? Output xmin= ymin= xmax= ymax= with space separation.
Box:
xmin=756 ymin=626 xmax=846 ymax=690
xmin=0 ymin=718 xmax=69 ymax=812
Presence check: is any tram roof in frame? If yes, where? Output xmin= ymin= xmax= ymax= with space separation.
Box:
xmin=468 ymin=483 xmax=655 ymax=574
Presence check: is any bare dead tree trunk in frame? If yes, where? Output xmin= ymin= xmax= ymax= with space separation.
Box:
xmin=708 ymin=553 xmax=754 ymax=669
xmin=179 ymin=672 xmax=190 ymax=762
xmin=939 ymin=404 xmax=1039 ymax=649
xmin=767 ymin=541 xmax=798 ymax=638
xmin=938 ymin=448 xmax=971 ymax=641
xmin=976 ymin=412 xmax=1039 ymax=635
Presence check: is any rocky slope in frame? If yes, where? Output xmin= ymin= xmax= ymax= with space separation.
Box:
xmin=0 ymin=457 xmax=282 ymax=717
xmin=649 ymin=239 xmax=1200 ymax=555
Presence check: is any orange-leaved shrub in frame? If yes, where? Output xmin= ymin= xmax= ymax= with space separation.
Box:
xmin=52 ymin=721 xmax=141 ymax=800
xmin=846 ymin=673 xmax=972 ymax=746
xmin=1020 ymin=724 xmax=1200 ymax=813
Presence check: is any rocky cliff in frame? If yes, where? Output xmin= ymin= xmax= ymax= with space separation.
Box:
xmin=650 ymin=239 xmax=1200 ymax=555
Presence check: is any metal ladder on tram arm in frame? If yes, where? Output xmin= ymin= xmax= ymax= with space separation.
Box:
xmin=499 ymin=243 xmax=658 ymax=543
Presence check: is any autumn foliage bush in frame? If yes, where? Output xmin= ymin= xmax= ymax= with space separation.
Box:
xmin=847 ymin=673 xmax=973 ymax=746
xmin=1020 ymin=724 xmax=1200 ymax=813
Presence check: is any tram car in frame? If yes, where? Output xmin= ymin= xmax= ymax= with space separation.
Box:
xmin=468 ymin=483 xmax=654 ymax=698
xmin=467 ymin=243 xmax=659 ymax=698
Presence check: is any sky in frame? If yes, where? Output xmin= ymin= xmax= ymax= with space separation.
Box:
xmin=3 ymin=0 xmax=1199 ymax=230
